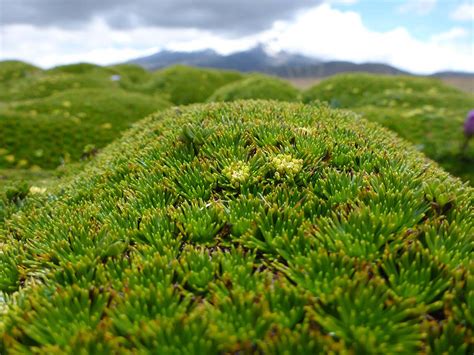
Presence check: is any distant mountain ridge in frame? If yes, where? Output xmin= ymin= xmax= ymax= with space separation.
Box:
xmin=128 ymin=45 xmax=473 ymax=78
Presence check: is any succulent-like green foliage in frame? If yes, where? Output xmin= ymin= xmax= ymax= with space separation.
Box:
xmin=0 ymin=88 xmax=171 ymax=169
xmin=141 ymin=65 xmax=244 ymax=105
xmin=208 ymin=74 xmax=300 ymax=102
xmin=0 ymin=166 xmax=83 ymax=232
xmin=1 ymin=101 xmax=472 ymax=353
xmin=303 ymin=73 xmax=474 ymax=184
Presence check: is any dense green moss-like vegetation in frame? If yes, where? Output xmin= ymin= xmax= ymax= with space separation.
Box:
xmin=0 ymin=168 xmax=68 ymax=232
xmin=0 ymin=61 xmax=42 ymax=83
xmin=208 ymin=75 xmax=300 ymax=102
xmin=0 ymin=61 xmax=158 ymax=102
xmin=0 ymin=70 xmax=119 ymax=102
xmin=302 ymin=73 xmax=465 ymax=108
xmin=45 ymin=62 xmax=110 ymax=75
xmin=0 ymin=88 xmax=171 ymax=169
xmin=107 ymin=64 xmax=152 ymax=86
xmin=304 ymin=73 xmax=474 ymax=184
xmin=141 ymin=65 xmax=244 ymax=105
xmin=1 ymin=101 xmax=472 ymax=353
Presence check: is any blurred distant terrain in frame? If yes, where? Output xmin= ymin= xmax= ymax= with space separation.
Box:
xmin=129 ymin=45 xmax=474 ymax=92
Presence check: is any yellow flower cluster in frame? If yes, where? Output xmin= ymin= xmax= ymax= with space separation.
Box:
xmin=223 ymin=161 xmax=250 ymax=187
xmin=29 ymin=186 xmax=47 ymax=194
xmin=271 ymin=154 xmax=303 ymax=179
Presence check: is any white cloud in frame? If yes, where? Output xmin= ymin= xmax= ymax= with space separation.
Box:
xmin=267 ymin=4 xmax=474 ymax=74
xmin=431 ymin=27 xmax=468 ymax=43
xmin=0 ymin=20 xmax=259 ymax=68
xmin=398 ymin=0 xmax=437 ymax=15
xmin=326 ymin=0 xmax=358 ymax=4
xmin=1 ymin=4 xmax=473 ymax=74
xmin=451 ymin=3 xmax=474 ymax=21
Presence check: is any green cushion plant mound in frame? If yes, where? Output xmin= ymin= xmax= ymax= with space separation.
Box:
xmin=107 ymin=64 xmax=151 ymax=84
xmin=302 ymin=73 xmax=465 ymax=108
xmin=0 ymin=61 xmax=44 ymax=103
xmin=141 ymin=65 xmax=244 ymax=105
xmin=208 ymin=74 xmax=300 ymax=102
xmin=303 ymin=73 xmax=474 ymax=184
xmin=0 ymin=168 xmax=64 ymax=232
xmin=0 ymin=88 xmax=171 ymax=169
xmin=1 ymin=101 xmax=472 ymax=353
xmin=356 ymin=106 xmax=474 ymax=184
xmin=46 ymin=62 xmax=111 ymax=75
xmin=0 ymin=70 xmax=120 ymax=102
xmin=0 ymin=60 xmax=42 ymax=83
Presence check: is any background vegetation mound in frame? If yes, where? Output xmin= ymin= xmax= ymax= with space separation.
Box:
xmin=45 ymin=63 xmax=110 ymax=75
xmin=0 ymin=88 xmax=171 ymax=169
xmin=107 ymin=64 xmax=152 ymax=86
xmin=1 ymin=101 xmax=472 ymax=353
xmin=0 ymin=61 xmax=42 ymax=83
xmin=208 ymin=74 xmax=300 ymax=102
xmin=302 ymin=73 xmax=465 ymax=108
xmin=0 ymin=70 xmax=118 ymax=102
xmin=141 ymin=65 xmax=244 ymax=105
xmin=303 ymin=73 xmax=474 ymax=184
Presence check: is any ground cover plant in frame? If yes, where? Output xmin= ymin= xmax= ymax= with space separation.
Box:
xmin=0 ymin=168 xmax=65 ymax=233
xmin=303 ymin=73 xmax=474 ymax=184
xmin=107 ymin=64 xmax=153 ymax=90
xmin=0 ymin=61 xmax=44 ymax=102
xmin=0 ymin=65 xmax=124 ymax=102
xmin=0 ymin=88 xmax=171 ymax=169
xmin=208 ymin=74 xmax=300 ymax=102
xmin=0 ymin=61 xmax=42 ymax=83
xmin=140 ymin=65 xmax=244 ymax=105
xmin=1 ymin=101 xmax=472 ymax=353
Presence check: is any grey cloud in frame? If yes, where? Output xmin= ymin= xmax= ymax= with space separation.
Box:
xmin=1 ymin=0 xmax=322 ymax=35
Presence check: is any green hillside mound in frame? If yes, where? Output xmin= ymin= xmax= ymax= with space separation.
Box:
xmin=1 ymin=101 xmax=472 ymax=353
xmin=303 ymin=73 xmax=474 ymax=184
xmin=208 ymin=75 xmax=300 ymax=102
xmin=0 ymin=61 xmax=42 ymax=83
xmin=357 ymin=106 xmax=474 ymax=183
xmin=0 ymin=88 xmax=171 ymax=169
xmin=302 ymin=73 xmax=464 ymax=108
xmin=107 ymin=64 xmax=151 ymax=84
xmin=142 ymin=65 xmax=243 ymax=105
xmin=46 ymin=63 xmax=110 ymax=75
xmin=0 ymin=61 xmax=44 ymax=103
xmin=0 ymin=70 xmax=120 ymax=102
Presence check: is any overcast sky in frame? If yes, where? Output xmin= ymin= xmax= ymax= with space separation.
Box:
xmin=0 ymin=0 xmax=473 ymax=73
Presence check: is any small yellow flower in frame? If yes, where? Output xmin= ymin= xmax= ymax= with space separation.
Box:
xmin=271 ymin=154 xmax=303 ymax=179
xmin=16 ymin=159 xmax=28 ymax=168
xmin=71 ymin=116 xmax=81 ymax=124
xmin=101 ymin=122 xmax=113 ymax=129
xmin=62 ymin=100 xmax=71 ymax=108
xmin=5 ymin=154 xmax=15 ymax=163
xmin=29 ymin=186 xmax=47 ymax=194
xmin=223 ymin=161 xmax=250 ymax=187
xmin=29 ymin=165 xmax=42 ymax=172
